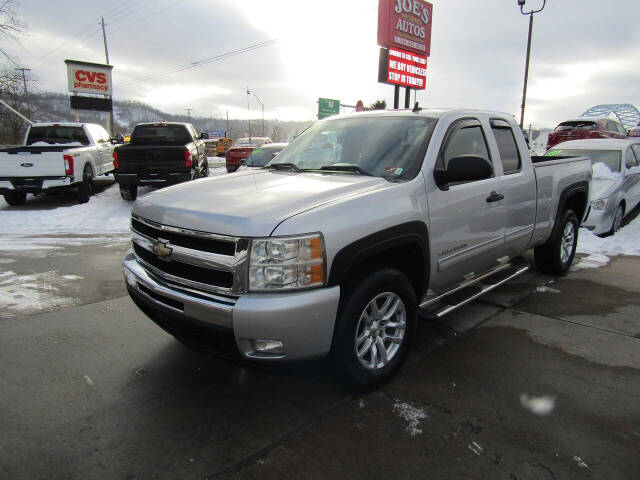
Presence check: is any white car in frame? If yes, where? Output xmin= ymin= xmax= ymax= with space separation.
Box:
xmin=0 ymin=122 xmax=117 ymax=205
xmin=546 ymin=139 xmax=640 ymax=235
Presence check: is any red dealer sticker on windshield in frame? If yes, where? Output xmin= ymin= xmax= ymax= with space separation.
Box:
xmin=386 ymin=47 xmax=427 ymax=89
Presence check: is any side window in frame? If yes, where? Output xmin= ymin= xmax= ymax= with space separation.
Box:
xmin=95 ymin=126 xmax=110 ymax=143
xmin=490 ymin=119 xmax=521 ymax=174
xmin=631 ymin=145 xmax=640 ymax=163
xmin=443 ymin=123 xmax=491 ymax=167
xmin=626 ymin=147 xmax=639 ymax=168
xmin=616 ymin=122 xmax=628 ymax=135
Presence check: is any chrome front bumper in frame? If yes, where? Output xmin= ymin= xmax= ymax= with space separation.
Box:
xmin=123 ymin=249 xmax=341 ymax=361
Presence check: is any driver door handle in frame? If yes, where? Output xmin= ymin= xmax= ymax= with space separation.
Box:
xmin=486 ymin=191 xmax=504 ymax=203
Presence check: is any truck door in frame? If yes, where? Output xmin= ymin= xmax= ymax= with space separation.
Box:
xmin=427 ymin=118 xmax=509 ymax=292
xmin=488 ymin=118 xmax=536 ymax=259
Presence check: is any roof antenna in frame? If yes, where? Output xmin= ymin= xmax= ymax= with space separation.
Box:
xmin=412 ymin=102 xmax=422 ymax=113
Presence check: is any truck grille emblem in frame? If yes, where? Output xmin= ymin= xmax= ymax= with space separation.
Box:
xmin=152 ymin=240 xmax=173 ymax=259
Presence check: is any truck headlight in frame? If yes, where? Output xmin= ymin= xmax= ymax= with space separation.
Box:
xmin=591 ymin=199 xmax=609 ymax=210
xmin=248 ymin=233 xmax=325 ymax=291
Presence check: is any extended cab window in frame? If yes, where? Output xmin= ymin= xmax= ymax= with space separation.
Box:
xmin=490 ymin=119 xmax=521 ymax=174
xmin=130 ymin=124 xmax=191 ymax=145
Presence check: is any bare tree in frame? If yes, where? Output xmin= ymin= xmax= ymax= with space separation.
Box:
xmin=0 ymin=0 xmax=24 ymax=62
xmin=0 ymin=63 xmax=34 ymax=144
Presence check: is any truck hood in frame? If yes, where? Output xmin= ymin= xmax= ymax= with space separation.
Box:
xmin=132 ymin=170 xmax=389 ymax=236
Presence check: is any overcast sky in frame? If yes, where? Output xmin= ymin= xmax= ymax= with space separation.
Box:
xmin=6 ymin=0 xmax=640 ymax=127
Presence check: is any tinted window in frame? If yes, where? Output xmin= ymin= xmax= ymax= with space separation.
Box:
xmin=443 ymin=124 xmax=491 ymax=167
xmin=625 ymin=148 xmax=638 ymax=169
xmin=554 ymin=121 xmax=596 ymax=132
xmin=632 ymin=145 xmax=640 ymax=162
xmin=26 ymin=126 xmax=89 ymax=146
xmin=131 ymin=125 xmax=191 ymax=145
xmin=491 ymin=125 xmax=521 ymax=174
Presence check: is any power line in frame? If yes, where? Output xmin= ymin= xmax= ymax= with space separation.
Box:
xmin=117 ymin=38 xmax=279 ymax=89
xmin=108 ymin=0 xmax=190 ymax=35
xmin=33 ymin=22 xmax=100 ymax=65
xmin=104 ymin=0 xmax=159 ymax=26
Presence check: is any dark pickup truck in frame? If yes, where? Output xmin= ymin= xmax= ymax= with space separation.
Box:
xmin=113 ymin=122 xmax=208 ymax=200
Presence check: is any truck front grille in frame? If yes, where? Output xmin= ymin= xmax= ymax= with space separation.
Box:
xmin=130 ymin=214 xmax=248 ymax=296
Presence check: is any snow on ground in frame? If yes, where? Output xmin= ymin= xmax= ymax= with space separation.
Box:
xmin=0 ymin=167 xmax=228 ymax=240
xmin=0 ymin=269 xmax=79 ymax=316
xmin=393 ymin=400 xmax=427 ymax=436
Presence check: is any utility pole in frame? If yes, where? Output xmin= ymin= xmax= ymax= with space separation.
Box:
xmin=14 ymin=67 xmax=30 ymax=95
xmin=226 ymin=110 xmax=229 ymax=138
xmin=247 ymin=88 xmax=264 ymax=136
xmin=517 ymin=0 xmax=546 ymax=128
xmin=100 ymin=16 xmax=115 ymax=136
xmin=185 ymin=108 xmax=192 ymax=122
xmin=246 ymin=87 xmax=252 ymax=139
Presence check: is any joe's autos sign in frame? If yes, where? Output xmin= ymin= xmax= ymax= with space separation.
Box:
xmin=65 ymin=60 xmax=113 ymax=96
xmin=378 ymin=0 xmax=433 ymax=56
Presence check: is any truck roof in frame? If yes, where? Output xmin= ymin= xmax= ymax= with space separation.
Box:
xmin=30 ymin=122 xmax=99 ymax=128
xmin=134 ymin=122 xmax=191 ymax=127
xmin=327 ymin=108 xmax=517 ymax=121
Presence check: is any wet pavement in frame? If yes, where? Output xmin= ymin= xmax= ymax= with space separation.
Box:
xmin=1 ymin=245 xmax=639 ymax=479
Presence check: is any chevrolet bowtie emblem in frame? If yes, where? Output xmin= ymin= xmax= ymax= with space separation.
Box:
xmin=152 ymin=240 xmax=173 ymax=259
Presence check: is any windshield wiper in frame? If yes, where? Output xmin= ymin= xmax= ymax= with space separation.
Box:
xmin=266 ymin=162 xmax=301 ymax=173
xmin=318 ymin=165 xmax=373 ymax=176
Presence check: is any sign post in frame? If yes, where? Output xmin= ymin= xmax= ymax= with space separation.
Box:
xmin=377 ymin=0 xmax=433 ymax=109
xmin=318 ymin=98 xmax=340 ymax=120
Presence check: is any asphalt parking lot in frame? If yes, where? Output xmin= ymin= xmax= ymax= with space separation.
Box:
xmin=1 ymin=184 xmax=639 ymax=480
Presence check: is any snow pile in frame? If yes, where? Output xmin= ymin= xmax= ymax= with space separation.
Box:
xmin=577 ymin=215 xmax=640 ymax=257
xmin=393 ymin=400 xmax=427 ymax=436
xmin=0 ymin=269 xmax=78 ymax=315
xmin=520 ymin=393 xmax=555 ymax=416
xmin=571 ymin=253 xmax=610 ymax=271
xmin=536 ymin=286 xmax=560 ymax=293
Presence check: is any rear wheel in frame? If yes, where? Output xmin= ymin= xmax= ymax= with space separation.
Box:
xmin=226 ymin=165 xmax=237 ymax=173
xmin=77 ymin=166 xmax=94 ymax=204
xmin=534 ymin=209 xmax=578 ymax=275
xmin=331 ymin=268 xmax=416 ymax=389
xmin=120 ymin=184 xmax=138 ymax=201
xmin=3 ymin=191 xmax=27 ymax=206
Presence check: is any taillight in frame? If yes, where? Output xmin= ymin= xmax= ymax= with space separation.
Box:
xmin=112 ymin=151 xmax=119 ymax=169
xmin=185 ymin=149 xmax=192 ymax=168
xmin=63 ymin=154 xmax=74 ymax=175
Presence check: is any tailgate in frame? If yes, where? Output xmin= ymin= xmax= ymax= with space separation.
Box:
xmin=0 ymin=148 xmax=66 ymax=177
xmin=227 ymin=148 xmax=253 ymax=162
xmin=117 ymin=146 xmax=188 ymax=174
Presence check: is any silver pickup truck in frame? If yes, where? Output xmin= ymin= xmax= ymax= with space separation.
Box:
xmin=122 ymin=108 xmax=591 ymax=387
xmin=0 ymin=122 xmax=116 ymax=205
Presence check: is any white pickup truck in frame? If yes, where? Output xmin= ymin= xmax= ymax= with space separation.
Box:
xmin=122 ymin=108 xmax=592 ymax=387
xmin=0 ymin=122 xmax=117 ymax=205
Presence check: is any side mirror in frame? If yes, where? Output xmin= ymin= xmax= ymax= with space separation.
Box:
xmin=435 ymin=155 xmax=492 ymax=188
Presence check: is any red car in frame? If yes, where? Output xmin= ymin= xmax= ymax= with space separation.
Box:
xmin=628 ymin=122 xmax=640 ymax=137
xmin=546 ymin=117 xmax=628 ymax=150
xmin=225 ymin=137 xmax=272 ymax=173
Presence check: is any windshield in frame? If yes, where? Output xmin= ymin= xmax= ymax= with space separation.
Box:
xmin=554 ymin=121 xmax=596 ymax=132
xmin=26 ymin=126 xmax=89 ymax=146
xmin=545 ymin=148 xmax=621 ymax=172
xmin=246 ymin=147 xmax=284 ymax=167
xmin=131 ymin=125 xmax=191 ymax=145
xmin=270 ymin=116 xmax=437 ymax=179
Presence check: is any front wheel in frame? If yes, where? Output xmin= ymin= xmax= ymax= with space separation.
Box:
xmin=3 ymin=191 xmax=27 ymax=206
xmin=331 ymin=268 xmax=416 ymax=389
xmin=608 ymin=204 xmax=624 ymax=236
xmin=534 ymin=209 xmax=579 ymax=275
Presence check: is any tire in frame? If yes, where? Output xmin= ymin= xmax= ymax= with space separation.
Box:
xmin=226 ymin=165 xmax=237 ymax=173
xmin=200 ymin=161 xmax=208 ymax=177
xmin=331 ymin=268 xmax=416 ymax=389
xmin=120 ymin=184 xmax=138 ymax=201
xmin=534 ymin=209 xmax=579 ymax=276
xmin=77 ymin=166 xmax=94 ymax=204
xmin=608 ymin=203 xmax=624 ymax=236
xmin=3 ymin=191 xmax=27 ymax=206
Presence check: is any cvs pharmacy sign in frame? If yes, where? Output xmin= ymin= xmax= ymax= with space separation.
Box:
xmin=65 ymin=59 xmax=113 ymax=96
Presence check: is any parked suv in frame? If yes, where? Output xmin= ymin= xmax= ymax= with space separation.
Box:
xmin=547 ymin=117 xmax=628 ymax=150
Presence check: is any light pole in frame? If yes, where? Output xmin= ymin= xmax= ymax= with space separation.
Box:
xmin=247 ymin=88 xmax=265 ymax=136
xmin=518 ymin=0 xmax=546 ymax=128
